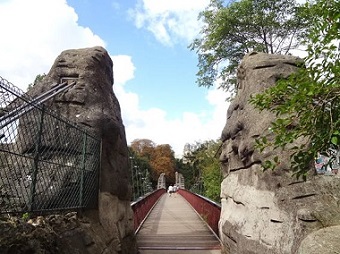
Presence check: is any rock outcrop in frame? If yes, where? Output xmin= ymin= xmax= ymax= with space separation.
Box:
xmin=2 ymin=46 xmax=136 ymax=253
xmin=219 ymin=52 xmax=340 ymax=254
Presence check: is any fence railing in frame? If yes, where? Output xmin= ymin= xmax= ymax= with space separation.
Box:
xmin=131 ymin=188 xmax=166 ymax=233
xmin=178 ymin=189 xmax=221 ymax=237
xmin=0 ymin=76 xmax=101 ymax=214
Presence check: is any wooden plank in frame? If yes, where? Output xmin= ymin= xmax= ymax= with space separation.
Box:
xmin=136 ymin=193 xmax=221 ymax=253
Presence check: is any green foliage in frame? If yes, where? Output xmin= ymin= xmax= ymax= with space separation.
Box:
xmin=201 ymin=157 xmax=221 ymax=202
xmin=175 ymin=158 xmax=195 ymax=189
xmin=129 ymin=139 xmax=223 ymax=202
xmin=190 ymin=0 xmax=308 ymax=99
xmin=27 ymin=73 xmax=46 ymax=91
xmin=22 ymin=212 xmax=30 ymax=220
xmin=128 ymin=148 xmax=153 ymax=200
xmin=184 ymin=140 xmax=222 ymax=203
xmin=250 ymin=0 xmax=340 ymax=179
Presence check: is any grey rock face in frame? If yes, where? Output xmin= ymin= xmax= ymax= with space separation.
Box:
xmin=219 ymin=52 xmax=340 ymax=254
xmin=28 ymin=46 xmax=132 ymax=197
xmin=12 ymin=46 xmax=136 ymax=253
xmin=297 ymin=225 xmax=340 ymax=254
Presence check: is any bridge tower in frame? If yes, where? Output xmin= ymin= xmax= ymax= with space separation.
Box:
xmin=157 ymin=173 xmax=166 ymax=189
xmin=175 ymin=172 xmax=185 ymax=189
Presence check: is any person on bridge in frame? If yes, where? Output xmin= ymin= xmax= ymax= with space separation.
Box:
xmin=167 ymin=185 xmax=174 ymax=197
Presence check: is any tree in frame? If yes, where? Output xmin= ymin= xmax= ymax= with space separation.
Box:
xmin=150 ymin=144 xmax=176 ymax=183
xmin=184 ymin=140 xmax=222 ymax=202
xmin=175 ymin=158 xmax=195 ymax=189
xmin=128 ymin=148 xmax=153 ymax=200
xmin=27 ymin=73 xmax=46 ymax=91
xmin=250 ymin=0 xmax=340 ymax=179
xmin=130 ymin=139 xmax=176 ymax=184
xmin=130 ymin=139 xmax=156 ymax=159
xmin=189 ymin=0 xmax=308 ymax=99
xmin=198 ymin=140 xmax=222 ymax=202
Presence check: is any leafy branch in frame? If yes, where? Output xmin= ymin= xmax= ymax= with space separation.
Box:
xmin=250 ymin=0 xmax=340 ymax=179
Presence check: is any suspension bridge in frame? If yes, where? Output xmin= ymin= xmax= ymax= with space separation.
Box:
xmin=133 ymin=190 xmax=221 ymax=253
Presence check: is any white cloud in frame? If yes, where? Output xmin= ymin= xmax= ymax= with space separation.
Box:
xmin=1 ymin=0 xmax=229 ymax=158
xmin=129 ymin=0 xmax=210 ymax=46
xmin=110 ymin=56 xmax=229 ymax=158
xmin=0 ymin=0 xmax=105 ymax=90
xmin=111 ymin=55 xmax=135 ymax=85
xmin=112 ymin=56 xmax=229 ymax=157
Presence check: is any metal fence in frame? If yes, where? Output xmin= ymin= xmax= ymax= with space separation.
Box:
xmin=0 ymin=76 xmax=101 ymax=214
xmin=179 ymin=189 xmax=221 ymax=237
xmin=131 ymin=188 xmax=165 ymax=233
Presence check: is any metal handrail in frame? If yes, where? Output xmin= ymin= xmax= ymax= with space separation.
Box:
xmin=0 ymin=81 xmax=74 ymax=129
xmin=178 ymin=189 xmax=221 ymax=237
xmin=131 ymin=189 xmax=166 ymax=232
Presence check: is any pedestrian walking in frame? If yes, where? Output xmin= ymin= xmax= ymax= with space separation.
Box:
xmin=168 ymin=185 xmax=173 ymax=197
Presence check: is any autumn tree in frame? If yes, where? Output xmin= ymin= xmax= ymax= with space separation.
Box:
xmin=190 ymin=0 xmax=309 ymax=98
xmin=130 ymin=139 xmax=156 ymax=159
xmin=130 ymin=139 xmax=176 ymax=184
xmin=150 ymin=144 xmax=176 ymax=183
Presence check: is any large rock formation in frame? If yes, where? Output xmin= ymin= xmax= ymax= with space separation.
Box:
xmin=3 ymin=46 xmax=136 ymax=253
xmin=219 ymin=52 xmax=340 ymax=254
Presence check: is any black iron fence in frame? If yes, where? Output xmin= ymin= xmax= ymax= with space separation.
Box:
xmin=0 ymin=76 xmax=101 ymax=214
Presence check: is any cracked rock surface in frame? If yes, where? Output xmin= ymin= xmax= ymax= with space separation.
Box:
xmin=1 ymin=46 xmax=137 ymax=254
xmin=219 ymin=52 xmax=340 ymax=254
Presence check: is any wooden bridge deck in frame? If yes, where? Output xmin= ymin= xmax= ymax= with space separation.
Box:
xmin=136 ymin=193 xmax=221 ymax=254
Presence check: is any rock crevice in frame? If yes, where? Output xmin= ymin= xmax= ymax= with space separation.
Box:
xmin=219 ymin=52 xmax=340 ymax=254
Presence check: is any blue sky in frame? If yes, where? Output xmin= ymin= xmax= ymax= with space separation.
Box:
xmin=0 ymin=0 xmax=228 ymax=156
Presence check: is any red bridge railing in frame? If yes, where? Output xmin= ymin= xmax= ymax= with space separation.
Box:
xmin=178 ymin=189 xmax=221 ymax=236
xmin=131 ymin=188 xmax=166 ymax=232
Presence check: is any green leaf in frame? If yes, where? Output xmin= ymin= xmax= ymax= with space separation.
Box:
xmin=331 ymin=136 xmax=339 ymax=145
xmin=190 ymin=0 xmax=309 ymax=100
